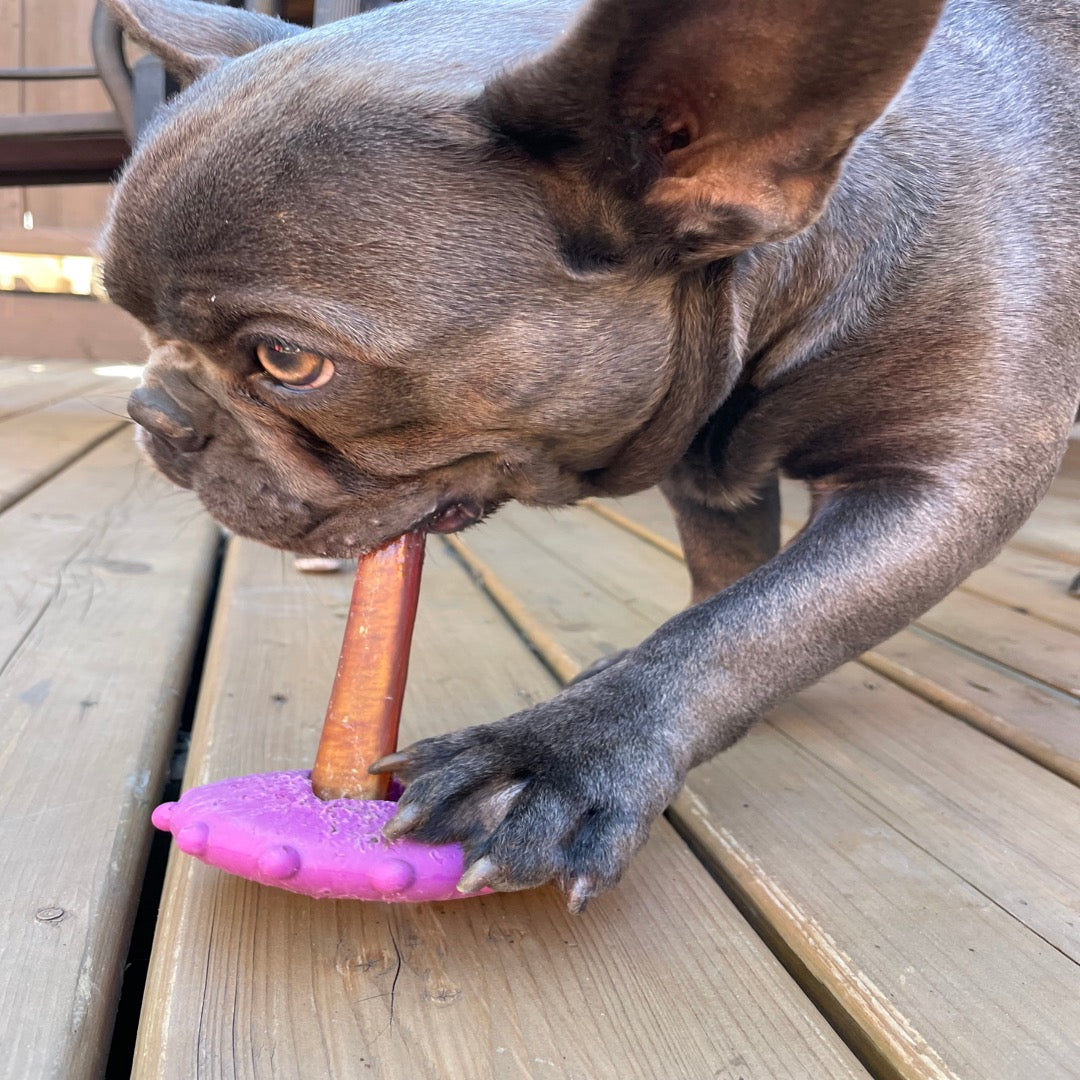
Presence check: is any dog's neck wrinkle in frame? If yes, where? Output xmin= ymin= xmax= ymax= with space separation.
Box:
xmin=585 ymin=262 xmax=747 ymax=497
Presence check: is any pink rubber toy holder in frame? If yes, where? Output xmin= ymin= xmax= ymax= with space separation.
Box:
xmin=152 ymin=771 xmax=485 ymax=902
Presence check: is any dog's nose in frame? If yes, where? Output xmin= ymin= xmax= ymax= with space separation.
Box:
xmin=127 ymin=385 xmax=207 ymax=453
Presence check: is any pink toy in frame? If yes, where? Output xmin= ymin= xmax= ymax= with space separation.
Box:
xmin=151 ymin=772 xmax=486 ymax=901
xmin=153 ymin=533 xmax=488 ymax=902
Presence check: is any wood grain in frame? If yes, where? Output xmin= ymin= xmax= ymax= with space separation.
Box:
xmin=133 ymin=539 xmax=865 ymax=1080
xmin=960 ymin=548 xmax=1080 ymax=635
xmin=0 ymin=363 xmax=115 ymax=419
xmin=916 ymin=591 xmax=1079 ymax=699
xmin=864 ymin=632 xmax=1080 ymax=786
xmin=458 ymin=503 xmax=1080 ymax=1078
xmin=0 ymin=429 xmax=220 ymax=1079
xmin=0 ymin=386 xmax=133 ymax=512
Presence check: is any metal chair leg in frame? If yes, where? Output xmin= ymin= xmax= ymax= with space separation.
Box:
xmin=91 ymin=1 xmax=134 ymax=138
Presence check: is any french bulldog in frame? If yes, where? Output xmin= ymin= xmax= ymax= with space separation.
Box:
xmin=101 ymin=0 xmax=1079 ymax=912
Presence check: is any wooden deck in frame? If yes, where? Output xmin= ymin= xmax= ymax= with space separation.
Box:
xmin=1 ymin=358 xmax=1078 ymax=1080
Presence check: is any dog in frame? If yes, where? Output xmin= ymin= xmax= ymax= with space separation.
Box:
xmin=101 ymin=0 xmax=1079 ymax=912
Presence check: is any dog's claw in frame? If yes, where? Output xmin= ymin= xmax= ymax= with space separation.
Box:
xmin=363 ymin=670 xmax=676 ymax=904
xmin=369 ymin=751 xmax=410 ymax=775
xmin=566 ymin=876 xmax=594 ymax=915
xmin=457 ymin=856 xmax=500 ymax=894
xmin=382 ymin=801 xmax=424 ymax=840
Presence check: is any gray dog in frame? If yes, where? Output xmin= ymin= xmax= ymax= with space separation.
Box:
xmin=102 ymin=0 xmax=1079 ymax=911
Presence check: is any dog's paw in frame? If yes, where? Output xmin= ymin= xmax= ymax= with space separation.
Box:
xmin=370 ymin=676 xmax=681 ymax=912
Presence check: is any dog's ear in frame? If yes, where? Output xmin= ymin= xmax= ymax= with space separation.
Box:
xmin=482 ymin=0 xmax=945 ymax=269
xmin=103 ymin=0 xmax=302 ymax=85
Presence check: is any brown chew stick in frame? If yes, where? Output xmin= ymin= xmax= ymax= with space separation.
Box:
xmin=310 ymin=531 xmax=426 ymax=801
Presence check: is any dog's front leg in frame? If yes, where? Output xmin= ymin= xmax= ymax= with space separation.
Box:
xmin=661 ymin=471 xmax=782 ymax=604
xmin=574 ymin=473 xmax=781 ymax=686
xmin=373 ymin=470 xmax=1049 ymax=910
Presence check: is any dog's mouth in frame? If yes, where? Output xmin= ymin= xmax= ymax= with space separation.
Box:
xmin=418 ymin=496 xmax=498 ymax=535
xmin=297 ymin=493 xmax=504 ymax=561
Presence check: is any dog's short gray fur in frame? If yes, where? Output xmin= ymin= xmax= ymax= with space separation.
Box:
xmin=101 ymin=0 xmax=1079 ymax=910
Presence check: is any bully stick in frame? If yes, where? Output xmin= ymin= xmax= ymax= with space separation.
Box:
xmin=310 ymin=531 xmax=426 ymax=801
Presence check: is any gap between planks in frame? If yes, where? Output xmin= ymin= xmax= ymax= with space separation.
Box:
xmin=0 ymin=418 xmax=127 ymax=514
xmin=581 ymin=500 xmax=1080 ymax=788
xmin=0 ymin=372 xmax=139 ymax=513
xmin=0 ymin=366 xmax=118 ymax=422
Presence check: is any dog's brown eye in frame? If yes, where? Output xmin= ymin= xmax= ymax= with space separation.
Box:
xmin=255 ymin=342 xmax=334 ymax=389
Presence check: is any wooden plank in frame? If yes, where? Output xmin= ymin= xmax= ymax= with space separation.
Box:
xmin=0 ymin=109 xmax=122 ymax=137
xmin=464 ymin=506 xmax=689 ymax=665
xmin=134 ymin=539 xmax=866 ymax=1080
xmin=1026 ymin=490 xmax=1079 ymax=528
xmin=0 ymin=388 xmax=134 ymax=512
xmin=0 ymin=365 xmax=121 ymax=419
xmin=864 ymin=630 xmax=1080 ymax=785
xmin=1010 ymin=513 xmax=1079 ymax=566
xmin=458 ymin=503 xmax=1080 ymax=1078
xmin=1 ymin=294 xmax=148 ymax=363
xmin=916 ymin=591 xmax=1079 ymax=698
xmin=960 ymin=548 xmax=1079 ymax=635
xmin=0 ymin=357 xmax=88 ymax=388
xmin=769 ymin=665 xmax=1080 ymax=958
xmin=603 ymin=490 xmax=682 ymax=548
xmin=671 ymin=732 xmax=1080 ymax=1080
xmin=0 ymin=430 xmax=220 ymax=1079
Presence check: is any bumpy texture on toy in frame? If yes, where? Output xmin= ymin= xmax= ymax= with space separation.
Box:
xmin=153 ymin=771 xmax=487 ymax=901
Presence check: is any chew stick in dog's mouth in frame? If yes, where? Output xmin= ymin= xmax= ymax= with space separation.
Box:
xmin=310 ymin=531 xmax=426 ymax=801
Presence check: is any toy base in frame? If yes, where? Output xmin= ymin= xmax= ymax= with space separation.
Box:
xmin=152 ymin=771 xmax=487 ymax=902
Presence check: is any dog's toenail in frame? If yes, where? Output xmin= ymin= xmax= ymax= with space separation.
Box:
xmin=457 ymin=856 xmax=500 ymax=894
xmin=567 ymin=876 xmax=594 ymax=914
xmin=383 ymin=802 xmax=423 ymax=840
xmin=369 ymin=751 xmax=409 ymax=774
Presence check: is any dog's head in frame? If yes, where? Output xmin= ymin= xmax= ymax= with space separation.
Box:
xmin=102 ymin=0 xmax=943 ymax=556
